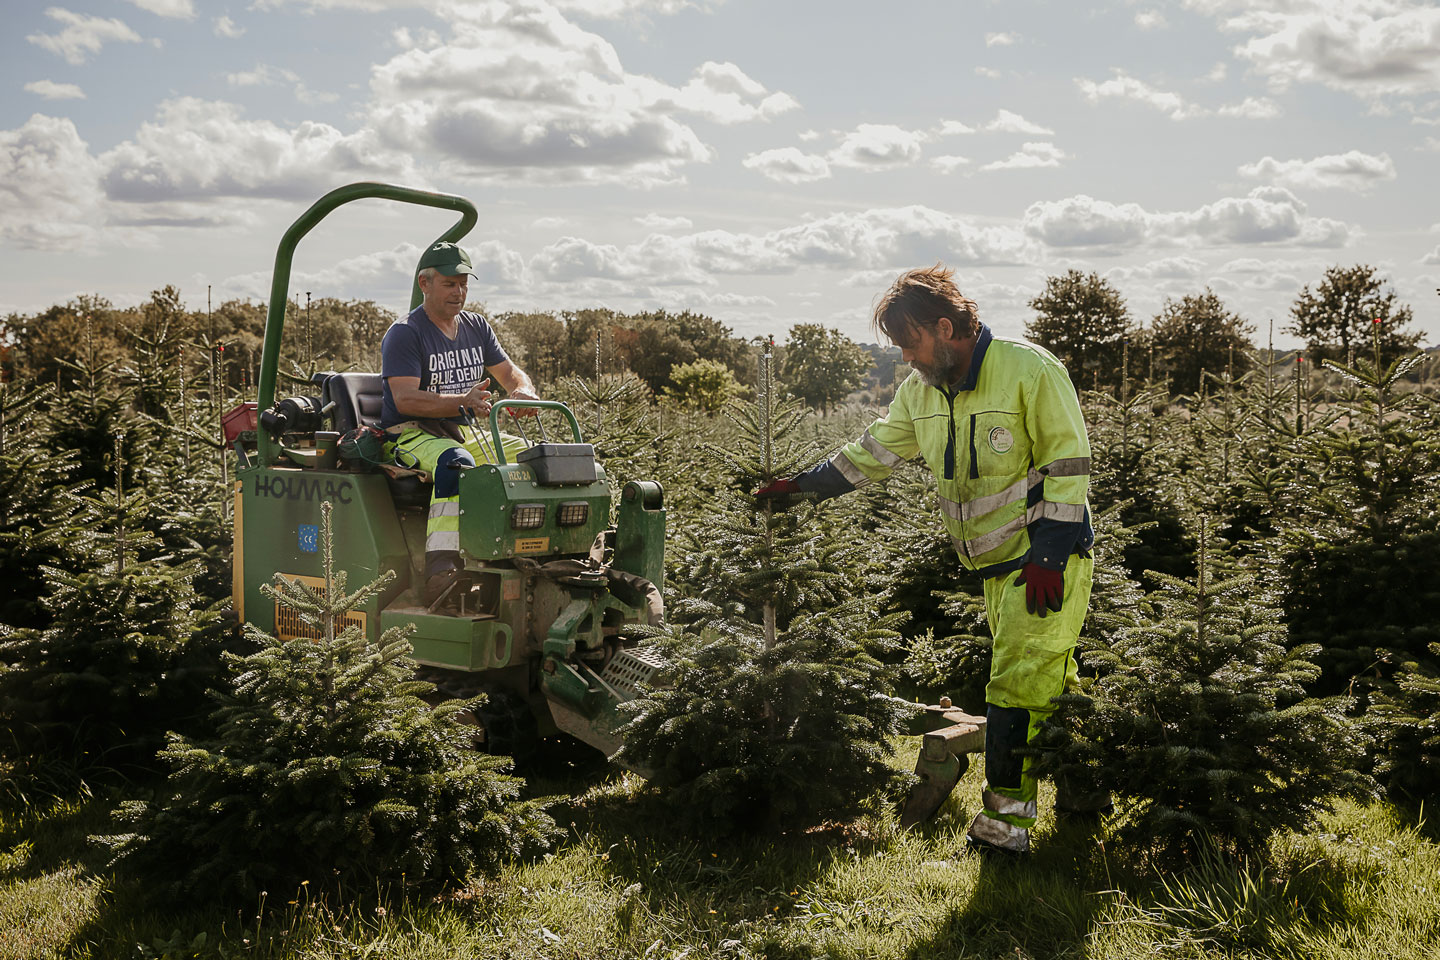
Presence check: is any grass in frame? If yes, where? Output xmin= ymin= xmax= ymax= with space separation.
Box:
xmin=2 ymin=741 xmax=1437 ymax=960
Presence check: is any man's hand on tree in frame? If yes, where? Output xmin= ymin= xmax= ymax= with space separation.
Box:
xmin=1015 ymin=563 xmax=1064 ymax=617
xmin=753 ymin=477 xmax=802 ymax=503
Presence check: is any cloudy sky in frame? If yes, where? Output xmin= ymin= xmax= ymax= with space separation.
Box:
xmin=4 ymin=0 xmax=1439 ymax=348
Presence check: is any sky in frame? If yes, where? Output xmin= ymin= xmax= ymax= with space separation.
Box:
xmin=4 ymin=0 xmax=1439 ymax=349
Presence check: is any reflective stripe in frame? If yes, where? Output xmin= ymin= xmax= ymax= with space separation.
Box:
xmin=831 ymin=451 xmax=871 ymax=488
xmin=965 ymin=476 xmax=1030 ymax=520
xmin=428 ymin=501 xmax=461 ymax=520
xmin=963 ymin=515 xmax=1027 ymax=557
xmin=1039 ymin=456 xmax=1091 ymax=478
xmin=967 ymin=810 xmax=1030 ymax=852
xmin=982 ymin=789 xmax=1038 ymax=821
xmin=1027 ymin=500 xmax=1086 ymax=523
xmin=426 ymin=531 xmax=460 ymax=552
xmin=860 ymin=431 xmax=903 ymax=468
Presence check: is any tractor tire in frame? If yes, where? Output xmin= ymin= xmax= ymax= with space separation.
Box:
xmin=420 ymin=669 xmax=542 ymax=771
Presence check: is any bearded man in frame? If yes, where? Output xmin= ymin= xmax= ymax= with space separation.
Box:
xmin=756 ymin=264 xmax=1101 ymax=855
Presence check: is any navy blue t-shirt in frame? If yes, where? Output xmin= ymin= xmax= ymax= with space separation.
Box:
xmin=379 ymin=306 xmax=509 ymax=428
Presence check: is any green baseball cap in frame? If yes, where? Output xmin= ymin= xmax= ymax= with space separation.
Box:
xmin=417 ymin=241 xmax=474 ymax=277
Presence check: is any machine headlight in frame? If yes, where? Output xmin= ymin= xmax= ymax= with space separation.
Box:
xmin=511 ymin=503 xmax=546 ymax=529
xmin=557 ymin=501 xmax=589 ymax=527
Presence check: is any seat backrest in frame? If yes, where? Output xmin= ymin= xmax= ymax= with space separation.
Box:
xmin=324 ymin=372 xmax=385 ymax=433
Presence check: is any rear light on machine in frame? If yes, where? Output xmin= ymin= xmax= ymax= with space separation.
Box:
xmin=557 ymin=501 xmax=589 ymax=526
xmin=511 ymin=503 xmax=546 ymax=529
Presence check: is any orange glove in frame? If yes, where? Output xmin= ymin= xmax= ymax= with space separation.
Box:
xmin=1015 ymin=563 xmax=1064 ymax=617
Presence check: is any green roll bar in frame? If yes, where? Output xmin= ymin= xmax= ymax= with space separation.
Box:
xmin=255 ymin=181 xmax=478 ymax=467
xmin=487 ymin=400 xmax=583 ymax=464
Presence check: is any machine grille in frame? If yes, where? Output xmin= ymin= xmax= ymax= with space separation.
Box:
xmin=600 ymin=647 xmax=671 ymax=699
xmin=274 ymin=573 xmax=368 ymax=641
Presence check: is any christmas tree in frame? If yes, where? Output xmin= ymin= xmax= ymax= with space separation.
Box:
xmin=1037 ymin=521 xmax=1370 ymax=860
xmin=108 ymin=502 xmax=556 ymax=900
xmin=618 ymin=348 xmax=910 ymax=831
xmin=0 ymin=432 xmax=225 ymax=783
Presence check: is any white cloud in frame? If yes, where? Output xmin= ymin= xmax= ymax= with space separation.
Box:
xmin=984 ymin=109 xmax=1053 ymax=135
xmin=0 ymin=114 xmax=106 ymax=250
xmin=228 ymin=64 xmax=298 ymax=87
xmin=1239 ymin=150 xmax=1396 ymax=191
xmin=531 ymin=205 xmax=1035 ymax=285
xmin=24 ymin=80 xmax=86 ymax=100
xmin=124 ymin=0 xmax=195 ymax=17
xmin=1129 ymin=256 xmax=1207 ymax=279
xmin=27 ymin=8 xmax=143 ymax=65
xmin=986 ymin=32 xmax=1017 ymax=46
xmin=982 ymin=142 xmax=1066 ymax=171
xmin=635 ymin=213 xmax=692 ymax=229
xmin=829 ymin=124 xmax=927 ymax=170
xmin=359 ymin=1 xmax=798 ymax=185
xmin=1219 ymin=257 xmax=1272 ymax=273
xmin=1076 ymin=72 xmax=1200 ymax=120
xmin=1202 ymin=62 xmax=1228 ymax=82
xmin=1193 ymin=0 xmax=1440 ymax=103
xmin=938 ymin=119 xmax=975 ymax=136
xmin=225 ymin=240 xmax=527 ymax=301
xmin=101 ymin=98 xmax=408 ymax=204
xmin=1217 ymin=96 xmax=1280 ymax=119
xmin=931 ymin=155 xmax=971 ymax=174
xmin=663 ymin=61 xmax=799 ymax=124
xmin=745 ymin=123 xmax=929 ymax=182
xmin=975 ymin=67 xmax=1001 ymax=79
xmin=1421 ymin=248 xmax=1440 ymax=265
xmin=214 ymin=15 xmax=245 ymax=37
xmin=1135 ymin=10 xmax=1167 ymax=29
xmin=797 ymin=129 xmax=821 ymax=141
xmin=1421 ymin=135 xmax=1440 ymax=151
xmin=226 ymin=64 xmax=338 ymax=104
xmin=743 ymin=147 xmax=831 ymax=183
xmin=1079 ymin=71 xmax=1281 ymax=120
xmin=1024 ymin=187 xmax=1352 ymax=249
xmin=531 ymin=216 xmax=569 ymax=228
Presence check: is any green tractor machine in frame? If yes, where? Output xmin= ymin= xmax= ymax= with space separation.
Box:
xmin=229 ymin=182 xmax=669 ymax=763
xmin=231 ymin=182 xmax=985 ymax=815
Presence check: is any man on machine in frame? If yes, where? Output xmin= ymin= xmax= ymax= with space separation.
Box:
xmin=379 ymin=241 xmax=541 ymax=611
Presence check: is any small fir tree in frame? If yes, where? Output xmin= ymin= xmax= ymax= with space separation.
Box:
xmin=107 ymin=502 xmax=556 ymax=900
xmin=1280 ymin=324 xmax=1437 ymax=707
xmin=618 ymin=350 xmax=909 ymax=831
xmin=0 ymin=381 xmax=83 ymax=629
xmin=0 ymin=439 xmax=224 ymax=779
xmin=1037 ymin=522 xmax=1371 ymax=861
xmin=1367 ymin=642 xmax=1440 ymax=803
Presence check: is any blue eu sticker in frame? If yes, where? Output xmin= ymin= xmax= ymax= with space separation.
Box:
xmin=298 ymin=524 xmax=319 ymax=553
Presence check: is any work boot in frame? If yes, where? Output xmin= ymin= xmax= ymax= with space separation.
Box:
xmin=965 ymin=810 xmax=1031 ymax=858
xmin=424 ymin=569 xmax=472 ymax=614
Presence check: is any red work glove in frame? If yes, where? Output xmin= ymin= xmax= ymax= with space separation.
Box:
xmin=1015 ymin=563 xmax=1064 ymax=617
xmin=753 ymin=477 xmax=802 ymax=499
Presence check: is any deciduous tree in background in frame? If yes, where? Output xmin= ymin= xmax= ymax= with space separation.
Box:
xmin=1287 ymin=264 xmax=1420 ymax=366
xmin=1025 ymin=270 xmax=1133 ymax=392
xmin=780 ymin=323 xmax=871 ymax=413
xmin=1148 ymin=288 xmax=1254 ymax=396
xmin=664 ymin=358 xmax=743 ymax=412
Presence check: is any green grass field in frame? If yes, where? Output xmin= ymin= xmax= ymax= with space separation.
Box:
xmin=3 ymin=738 xmax=1436 ymax=960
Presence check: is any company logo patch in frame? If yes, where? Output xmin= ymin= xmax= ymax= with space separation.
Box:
xmin=988 ymin=426 xmax=1014 ymax=454
xmin=298 ymin=524 xmax=319 ymax=553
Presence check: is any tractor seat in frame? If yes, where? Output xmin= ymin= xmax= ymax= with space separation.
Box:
xmin=319 ymin=371 xmax=430 ymax=510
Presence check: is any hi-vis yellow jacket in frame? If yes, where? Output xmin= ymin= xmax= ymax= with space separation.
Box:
xmin=798 ymin=325 xmax=1094 ymax=577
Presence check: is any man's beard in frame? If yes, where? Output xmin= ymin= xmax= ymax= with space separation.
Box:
xmin=911 ymin=336 xmax=966 ymax=388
